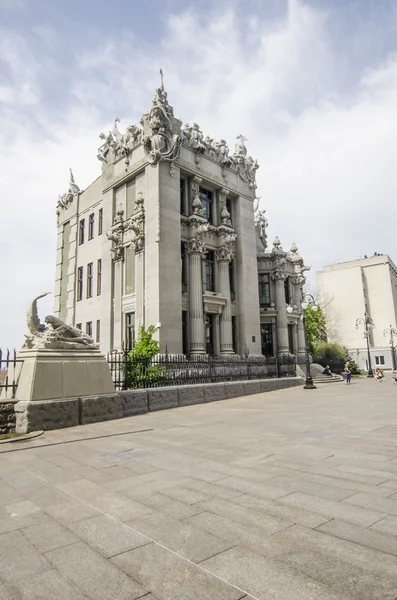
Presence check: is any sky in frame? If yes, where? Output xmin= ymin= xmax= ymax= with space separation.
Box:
xmin=1 ymin=0 xmax=397 ymax=350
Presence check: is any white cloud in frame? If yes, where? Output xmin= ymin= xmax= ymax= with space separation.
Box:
xmin=1 ymin=0 xmax=397 ymax=349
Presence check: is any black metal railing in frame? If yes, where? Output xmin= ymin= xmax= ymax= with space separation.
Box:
xmin=0 ymin=349 xmax=22 ymax=398
xmin=107 ymin=349 xmax=296 ymax=391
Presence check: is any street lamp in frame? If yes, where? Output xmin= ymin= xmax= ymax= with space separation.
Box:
xmin=355 ymin=313 xmax=375 ymax=377
xmin=287 ymin=292 xmax=317 ymax=390
xmin=383 ymin=325 xmax=397 ymax=371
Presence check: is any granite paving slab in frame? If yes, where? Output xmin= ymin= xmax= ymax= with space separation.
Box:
xmin=0 ymin=530 xmax=51 ymax=584
xmin=278 ymin=491 xmax=387 ymax=527
xmin=200 ymin=545 xmax=348 ymax=600
xmin=6 ymin=569 xmax=88 ymax=600
xmin=69 ymin=514 xmax=150 ymax=557
xmin=45 ymin=541 xmax=147 ymax=600
xmin=125 ymin=512 xmax=235 ymax=563
xmin=111 ymin=542 xmax=247 ymax=600
xmin=317 ymin=518 xmax=397 ymax=556
xmin=21 ymin=520 xmax=79 ymax=553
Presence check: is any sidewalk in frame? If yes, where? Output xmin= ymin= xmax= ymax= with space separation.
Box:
xmin=1 ymin=379 xmax=397 ymax=599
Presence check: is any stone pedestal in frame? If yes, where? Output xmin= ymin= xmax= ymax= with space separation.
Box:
xmin=14 ymin=348 xmax=114 ymax=402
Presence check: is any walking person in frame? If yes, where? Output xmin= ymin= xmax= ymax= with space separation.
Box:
xmin=345 ymin=365 xmax=352 ymax=385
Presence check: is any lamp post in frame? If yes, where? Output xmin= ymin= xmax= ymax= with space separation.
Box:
xmin=287 ymin=293 xmax=317 ymax=390
xmin=383 ymin=325 xmax=397 ymax=371
xmin=355 ymin=313 xmax=375 ymax=377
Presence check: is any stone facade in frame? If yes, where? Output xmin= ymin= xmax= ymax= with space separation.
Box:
xmin=317 ymin=255 xmax=397 ymax=370
xmin=54 ymin=72 xmax=308 ymax=360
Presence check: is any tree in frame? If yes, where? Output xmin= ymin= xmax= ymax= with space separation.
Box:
xmin=305 ymin=302 xmax=327 ymax=356
xmin=314 ymin=342 xmax=346 ymax=361
xmin=125 ymin=325 xmax=164 ymax=389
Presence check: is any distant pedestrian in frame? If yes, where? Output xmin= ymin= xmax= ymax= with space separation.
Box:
xmin=323 ymin=365 xmax=332 ymax=376
xmin=375 ymin=368 xmax=384 ymax=382
xmin=392 ymin=369 xmax=397 ymax=384
xmin=345 ymin=366 xmax=352 ymax=385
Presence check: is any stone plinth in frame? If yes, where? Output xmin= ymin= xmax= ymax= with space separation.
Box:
xmin=14 ymin=348 xmax=114 ymax=402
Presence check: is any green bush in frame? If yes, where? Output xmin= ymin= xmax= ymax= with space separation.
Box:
xmin=314 ymin=342 xmax=346 ymax=361
xmin=125 ymin=325 xmax=165 ymax=389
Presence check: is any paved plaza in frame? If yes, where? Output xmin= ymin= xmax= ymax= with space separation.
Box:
xmin=1 ymin=379 xmax=397 ymax=599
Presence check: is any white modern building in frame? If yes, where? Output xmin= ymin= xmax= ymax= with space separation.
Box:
xmin=54 ymin=72 xmax=309 ymax=360
xmin=317 ymin=255 xmax=397 ymax=370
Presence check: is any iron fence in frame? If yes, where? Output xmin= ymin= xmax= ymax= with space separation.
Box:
xmin=107 ymin=349 xmax=297 ymax=391
xmin=0 ymin=349 xmax=22 ymax=398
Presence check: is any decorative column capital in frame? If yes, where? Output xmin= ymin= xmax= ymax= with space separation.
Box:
xmin=216 ymin=246 xmax=234 ymax=262
xmin=187 ymin=223 xmax=209 ymax=255
xmin=271 ymin=268 xmax=286 ymax=281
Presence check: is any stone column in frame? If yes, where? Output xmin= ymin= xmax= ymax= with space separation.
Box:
xmin=130 ymin=206 xmax=145 ymax=331
xmin=113 ymin=260 xmax=123 ymax=349
xmin=272 ymin=269 xmax=290 ymax=355
xmin=135 ymin=250 xmax=145 ymax=330
xmin=188 ymin=239 xmax=206 ymax=354
xmin=216 ymin=246 xmax=234 ymax=354
xmin=297 ymin=316 xmax=306 ymax=362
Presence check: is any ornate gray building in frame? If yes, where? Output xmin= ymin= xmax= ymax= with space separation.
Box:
xmin=54 ymin=72 xmax=309 ymax=360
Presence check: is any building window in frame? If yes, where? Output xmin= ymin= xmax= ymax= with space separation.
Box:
xmin=226 ymin=198 xmax=232 ymax=224
xmin=77 ymin=267 xmax=83 ymax=301
xmin=182 ymin=311 xmax=188 ymax=355
xmin=181 ymin=243 xmax=187 ymax=286
xmin=229 ymin=260 xmax=235 ymax=295
xmin=232 ymin=316 xmax=238 ymax=353
xmin=76 ymin=323 xmax=82 ymax=330
xmin=180 ymin=179 xmax=186 ymax=215
xmin=261 ymin=324 xmax=274 ymax=356
xmin=79 ymin=219 xmax=85 ymax=245
xmin=88 ymin=213 xmax=95 ymax=240
xmin=288 ymin=323 xmax=294 ymax=354
xmin=97 ymin=259 xmax=102 ymax=295
xmin=375 ymin=356 xmax=385 ymax=365
xmin=96 ymin=320 xmax=100 ymax=343
xmin=98 ymin=208 xmax=103 ymax=235
xmin=200 ymin=188 xmax=213 ymax=223
xmin=258 ymin=274 xmax=270 ymax=307
xmin=284 ymin=277 xmax=290 ymax=304
xmin=86 ymin=263 xmax=93 ymax=298
xmin=205 ymin=250 xmax=215 ymax=292
xmin=126 ymin=313 xmax=135 ymax=349
xmin=86 ymin=321 xmax=93 ymax=337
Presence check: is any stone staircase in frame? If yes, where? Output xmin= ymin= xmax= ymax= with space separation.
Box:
xmin=312 ymin=373 xmax=344 ymax=384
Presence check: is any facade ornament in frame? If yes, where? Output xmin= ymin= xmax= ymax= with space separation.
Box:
xmin=216 ymin=232 xmax=237 ymax=262
xmin=219 ymin=188 xmax=232 ymax=226
xmin=187 ymin=223 xmax=209 ymax=255
xmin=140 ymin=69 xmax=182 ymax=165
xmin=128 ymin=214 xmax=145 ymax=253
xmin=23 ymin=293 xmax=97 ymax=350
xmin=169 ymin=161 xmax=176 ymax=177
xmin=97 ymin=119 xmax=141 ymax=166
xmin=271 ymin=268 xmax=286 ymax=281
xmin=253 ymin=197 xmax=268 ymax=250
xmin=191 ymin=176 xmax=204 ymax=216
xmin=107 ymin=206 xmax=125 ymax=261
xmin=56 ymin=168 xmax=81 ymax=212
xmin=135 ymin=191 xmax=144 ymax=209
xmin=231 ymin=135 xmax=259 ymax=189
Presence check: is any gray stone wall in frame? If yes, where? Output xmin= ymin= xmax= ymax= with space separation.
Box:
xmin=0 ymin=402 xmax=16 ymax=434
xmin=14 ymin=377 xmax=303 ymax=433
